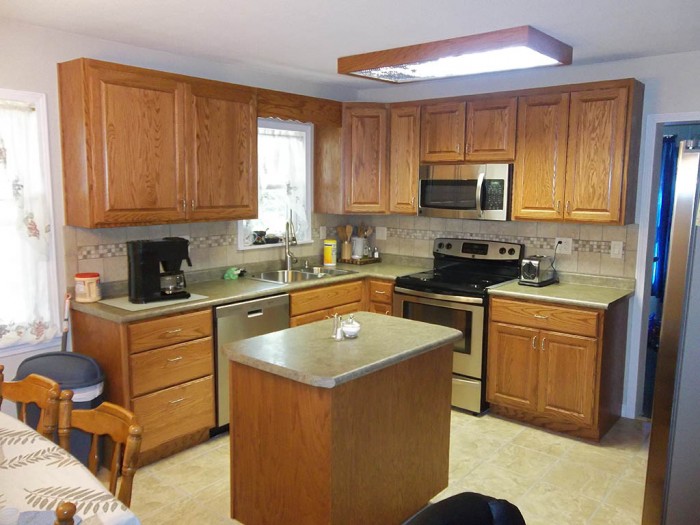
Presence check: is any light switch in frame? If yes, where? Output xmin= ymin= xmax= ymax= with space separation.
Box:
xmin=375 ymin=226 xmax=387 ymax=240
xmin=610 ymin=241 xmax=624 ymax=258
xmin=319 ymin=226 xmax=326 ymax=239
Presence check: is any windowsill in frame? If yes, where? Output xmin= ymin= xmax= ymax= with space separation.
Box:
xmin=0 ymin=337 xmax=62 ymax=357
xmin=238 ymin=239 xmax=314 ymax=251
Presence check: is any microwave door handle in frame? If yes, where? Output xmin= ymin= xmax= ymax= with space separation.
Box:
xmin=476 ymin=171 xmax=485 ymax=217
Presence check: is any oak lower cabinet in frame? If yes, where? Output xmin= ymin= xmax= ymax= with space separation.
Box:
xmin=70 ymin=308 xmax=215 ymax=464
xmin=367 ymin=279 xmax=394 ymax=316
xmin=58 ymin=58 xmax=256 ymax=227
xmin=290 ymin=280 xmax=364 ymax=326
xmin=486 ymin=296 xmax=628 ymax=441
xmin=512 ymin=79 xmax=643 ymax=224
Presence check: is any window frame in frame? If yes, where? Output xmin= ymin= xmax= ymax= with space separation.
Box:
xmin=237 ymin=117 xmax=314 ymax=250
xmin=0 ymin=88 xmax=60 ymax=352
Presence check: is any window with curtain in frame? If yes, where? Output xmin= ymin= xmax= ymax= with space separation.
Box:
xmin=0 ymin=90 xmax=58 ymax=348
xmin=238 ymin=118 xmax=313 ymax=249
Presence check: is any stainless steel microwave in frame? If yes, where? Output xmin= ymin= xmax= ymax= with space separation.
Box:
xmin=418 ymin=164 xmax=511 ymax=221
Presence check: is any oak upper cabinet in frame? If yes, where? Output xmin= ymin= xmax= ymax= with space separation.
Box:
xmin=186 ymin=80 xmax=257 ymax=221
xmin=513 ymin=80 xmax=642 ymax=224
xmin=389 ymin=105 xmax=420 ymax=214
xmin=420 ymin=101 xmax=466 ymax=162
xmin=487 ymin=296 xmax=628 ymax=441
xmin=512 ymin=93 xmax=570 ymax=221
xmin=342 ymin=104 xmax=388 ymax=213
xmin=465 ymin=96 xmax=517 ymax=162
xmin=58 ymin=58 xmax=257 ymax=227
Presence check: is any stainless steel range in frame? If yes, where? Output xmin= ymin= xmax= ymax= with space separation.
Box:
xmin=393 ymin=238 xmax=523 ymax=414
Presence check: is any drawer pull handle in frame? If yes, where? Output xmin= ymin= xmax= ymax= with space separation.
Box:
xmin=531 ymin=336 xmax=537 ymax=350
xmin=166 ymin=328 xmax=182 ymax=334
xmin=169 ymin=398 xmax=185 ymax=405
xmin=167 ymin=356 xmax=183 ymax=363
xmin=374 ymin=290 xmax=387 ymax=295
xmin=534 ymin=314 xmax=548 ymax=320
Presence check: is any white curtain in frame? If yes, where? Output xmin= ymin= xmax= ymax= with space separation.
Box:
xmin=0 ymin=99 xmax=57 ymax=348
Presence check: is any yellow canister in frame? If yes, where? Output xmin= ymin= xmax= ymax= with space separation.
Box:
xmin=323 ymin=239 xmax=337 ymax=267
xmin=74 ymin=272 xmax=101 ymax=303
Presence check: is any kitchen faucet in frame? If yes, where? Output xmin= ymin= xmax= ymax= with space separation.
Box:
xmin=285 ymin=211 xmax=297 ymax=271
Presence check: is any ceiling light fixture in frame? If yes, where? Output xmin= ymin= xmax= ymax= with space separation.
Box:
xmin=337 ymin=26 xmax=572 ymax=83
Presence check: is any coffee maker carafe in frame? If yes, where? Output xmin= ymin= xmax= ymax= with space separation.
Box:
xmin=127 ymin=237 xmax=193 ymax=303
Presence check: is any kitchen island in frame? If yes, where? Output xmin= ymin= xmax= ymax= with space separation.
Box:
xmin=225 ymin=311 xmax=462 ymax=525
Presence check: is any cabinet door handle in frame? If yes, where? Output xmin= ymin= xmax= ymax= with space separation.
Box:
xmin=556 ymin=200 xmax=561 ymax=213
xmin=541 ymin=337 xmax=547 ymax=351
xmin=191 ymin=199 xmax=196 ymax=211
xmin=166 ymin=328 xmax=182 ymax=334
xmin=566 ymin=201 xmax=571 ymax=214
xmin=456 ymin=143 xmax=461 ymax=153
xmin=531 ymin=336 xmax=537 ymax=350
xmin=167 ymin=356 xmax=183 ymax=363
xmin=169 ymin=398 xmax=185 ymax=405
xmin=385 ymin=310 xmax=390 ymax=315
xmin=181 ymin=199 xmax=186 ymax=211
xmin=410 ymin=196 xmax=415 ymax=206
xmin=534 ymin=314 xmax=548 ymax=320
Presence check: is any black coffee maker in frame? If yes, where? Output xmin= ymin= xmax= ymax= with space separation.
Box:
xmin=127 ymin=237 xmax=193 ymax=303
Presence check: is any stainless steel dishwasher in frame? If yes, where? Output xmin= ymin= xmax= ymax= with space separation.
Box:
xmin=214 ymin=293 xmax=290 ymax=430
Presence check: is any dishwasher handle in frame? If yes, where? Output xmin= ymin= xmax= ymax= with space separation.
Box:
xmin=215 ymin=293 xmax=289 ymax=319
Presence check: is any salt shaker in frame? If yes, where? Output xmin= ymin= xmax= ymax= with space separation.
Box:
xmin=331 ymin=313 xmax=344 ymax=340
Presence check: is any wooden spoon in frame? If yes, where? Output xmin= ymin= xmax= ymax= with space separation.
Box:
xmin=336 ymin=225 xmax=345 ymax=241
xmin=365 ymin=226 xmax=373 ymax=238
xmin=346 ymin=224 xmax=353 ymax=240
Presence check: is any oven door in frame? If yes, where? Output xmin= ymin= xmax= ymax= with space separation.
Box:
xmin=393 ymin=288 xmax=486 ymax=412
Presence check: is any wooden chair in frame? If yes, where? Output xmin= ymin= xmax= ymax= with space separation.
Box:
xmin=58 ymin=391 xmax=143 ymax=507
xmin=54 ymin=501 xmax=76 ymax=525
xmin=0 ymin=364 xmax=61 ymax=440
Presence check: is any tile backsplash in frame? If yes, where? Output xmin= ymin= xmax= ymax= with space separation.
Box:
xmin=64 ymin=214 xmax=638 ymax=288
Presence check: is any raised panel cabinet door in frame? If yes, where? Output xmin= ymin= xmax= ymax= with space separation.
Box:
xmin=564 ymin=87 xmax=628 ymax=223
xmin=389 ymin=106 xmax=420 ymax=214
xmin=538 ymin=331 xmax=598 ymax=427
xmin=420 ymin=101 xmax=466 ymax=162
xmin=186 ymin=80 xmax=257 ymax=221
xmin=87 ymin=64 xmax=187 ymax=225
xmin=486 ymin=322 xmax=540 ymax=411
xmin=343 ymin=105 xmax=388 ymax=213
xmin=512 ymin=93 xmax=569 ymax=221
xmin=465 ymin=97 xmax=517 ymax=162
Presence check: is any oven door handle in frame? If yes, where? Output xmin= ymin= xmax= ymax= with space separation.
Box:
xmin=476 ymin=170 xmax=485 ymax=218
xmin=394 ymin=287 xmax=484 ymax=306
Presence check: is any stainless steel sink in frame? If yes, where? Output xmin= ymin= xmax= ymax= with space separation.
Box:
xmin=249 ymin=267 xmax=357 ymax=284
xmin=252 ymin=270 xmax=325 ymax=283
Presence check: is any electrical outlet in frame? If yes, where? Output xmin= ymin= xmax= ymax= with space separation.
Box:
xmin=555 ymin=237 xmax=572 ymax=255
xmin=375 ymin=226 xmax=387 ymax=240
xmin=610 ymin=241 xmax=624 ymax=259
xmin=319 ymin=226 xmax=326 ymax=239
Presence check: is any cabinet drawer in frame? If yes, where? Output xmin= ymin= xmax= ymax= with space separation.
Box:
xmin=128 ymin=309 xmax=212 ymax=353
xmin=132 ymin=375 xmax=215 ymax=452
xmin=290 ymin=281 xmax=363 ymax=317
xmin=490 ymin=297 xmax=599 ymax=337
xmin=369 ymin=302 xmax=393 ymax=316
xmin=368 ymin=280 xmax=393 ymax=304
xmin=130 ymin=337 xmax=213 ymax=396
xmin=290 ymin=309 xmax=330 ymax=327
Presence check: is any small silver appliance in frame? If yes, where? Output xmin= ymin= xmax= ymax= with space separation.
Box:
xmin=519 ymin=255 xmax=558 ymax=287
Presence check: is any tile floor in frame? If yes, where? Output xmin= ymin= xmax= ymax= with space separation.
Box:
xmin=126 ymin=412 xmax=650 ymax=524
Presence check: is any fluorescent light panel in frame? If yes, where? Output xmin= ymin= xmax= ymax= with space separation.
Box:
xmin=338 ymin=26 xmax=572 ymax=83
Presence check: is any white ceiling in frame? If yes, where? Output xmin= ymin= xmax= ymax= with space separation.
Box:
xmin=2 ymin=0 xmax=700 ymax=90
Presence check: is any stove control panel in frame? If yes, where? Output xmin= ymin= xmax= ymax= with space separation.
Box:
xmin=433 ymin=238 xmax=522 ymax=261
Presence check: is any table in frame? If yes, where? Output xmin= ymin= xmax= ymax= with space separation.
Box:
xmin=0 ymin=412 xmax=140 ymax=525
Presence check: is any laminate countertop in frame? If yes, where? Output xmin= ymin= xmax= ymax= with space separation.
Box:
xmin=70 ymin=262 xmax=426 ymax=323
xmin=488 ymin=279 xmax=634 ymax=309
xmin=224 ymin=311 xmax=462 ymax=388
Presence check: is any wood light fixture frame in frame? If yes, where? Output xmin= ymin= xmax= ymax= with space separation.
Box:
xmin=338 ymin=25 xmax=573 ymax=83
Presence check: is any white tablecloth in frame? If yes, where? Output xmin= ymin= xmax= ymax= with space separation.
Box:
xmin=0 ymin=412 xmax=140 ymax=525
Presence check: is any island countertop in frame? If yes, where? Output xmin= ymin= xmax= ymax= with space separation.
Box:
xmin=225 ymin=311 xmax=462 ymax=388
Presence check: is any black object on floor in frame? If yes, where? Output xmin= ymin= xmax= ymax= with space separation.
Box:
xmin=404 ymin=491 xmax=527 ymax=525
